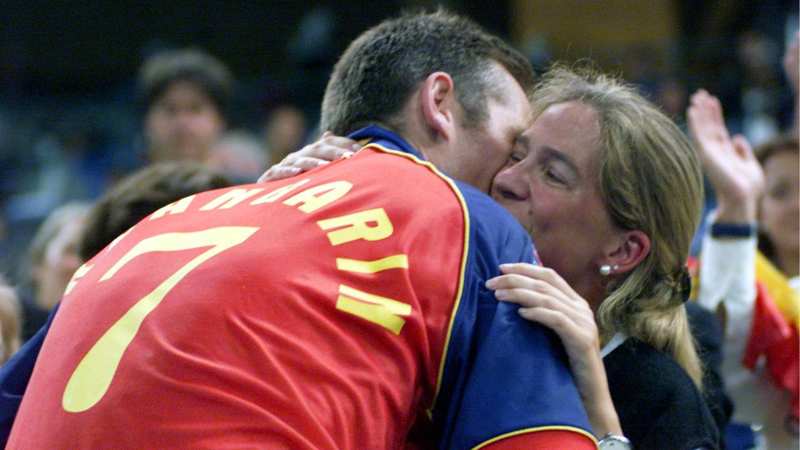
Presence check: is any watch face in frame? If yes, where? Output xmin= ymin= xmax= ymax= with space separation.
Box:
xmin=598 ymin=434 xmax=632 ymax=450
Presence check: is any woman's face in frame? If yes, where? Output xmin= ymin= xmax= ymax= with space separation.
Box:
xmin=761 ymin=149 xmax=799 ymax=256
xmin=491 ymin=101 xmax=620 ymax=301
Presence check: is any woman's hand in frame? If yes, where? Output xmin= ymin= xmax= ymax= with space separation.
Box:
xmin=485 ymin=263 xmax=622 ymax=438
xmin=687 ymin=90 xmax=765 ymax=223
xmin=258 ymin=132 xmax=361 ymax=183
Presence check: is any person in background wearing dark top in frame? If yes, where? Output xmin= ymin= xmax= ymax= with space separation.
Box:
xmin=5 ymin=11 xmax=594 ymax=449
xmin=17 ymin=203 xmax=90 ymax=341
xmin=0 ymin=162 xmax=231 ymax=445
xmin=139 ymin=48 xmax=233 ymax=164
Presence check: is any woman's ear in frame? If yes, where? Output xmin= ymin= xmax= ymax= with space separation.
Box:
xmin=419 ymin=72 xmax=457 ymax=142
xmin=604 ymin=229 xmax=651 ymax=274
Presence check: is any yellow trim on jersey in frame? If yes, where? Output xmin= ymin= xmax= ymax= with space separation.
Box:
xmin=471 ymin=425 xmax=598 ymax=450
xmin=362 ymin=143 xmax=470 ymax=417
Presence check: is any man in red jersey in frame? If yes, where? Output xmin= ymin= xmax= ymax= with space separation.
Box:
xmin=8 ymin=10 xmax=595 ymax=449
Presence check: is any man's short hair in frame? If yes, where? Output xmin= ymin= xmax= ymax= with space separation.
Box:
xmin=138 ymin=48 xmax=234 ymax=117
xmin=320 ymin=9 xmax=535 ymax=135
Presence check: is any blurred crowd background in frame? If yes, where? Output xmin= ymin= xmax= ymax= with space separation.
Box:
xmin=0 ymin=0 xmax=797 ymax=281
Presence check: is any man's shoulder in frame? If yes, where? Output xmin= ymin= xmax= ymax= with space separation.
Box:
xmin=452 ymin=180 xmax=533 ymax=263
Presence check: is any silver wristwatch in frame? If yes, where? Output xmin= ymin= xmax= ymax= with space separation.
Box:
xmin=598 ymin=433 xmax=632 ymax=449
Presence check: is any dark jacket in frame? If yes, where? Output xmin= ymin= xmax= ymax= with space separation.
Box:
xmin=605 ymin=337 xmax=721 ymax=450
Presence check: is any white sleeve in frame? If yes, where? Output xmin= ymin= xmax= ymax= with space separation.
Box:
xmin=697 ymin=212 xmax=758 ymax=342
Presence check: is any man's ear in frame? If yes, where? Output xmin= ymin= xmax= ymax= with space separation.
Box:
xmin=419 ymin=72 xmax=457 ymax=142
xmin=604 ymin=229 xmax=651 ymax=274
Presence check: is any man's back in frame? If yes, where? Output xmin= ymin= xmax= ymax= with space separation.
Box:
xmin=9 ymin=147 xmax=467 ymax=449
xmin=9 ymin=128 xmax=594 ymax=449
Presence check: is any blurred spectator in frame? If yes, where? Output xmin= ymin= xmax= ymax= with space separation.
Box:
xmin=207 ymin=130 xmax=267 ymax=184
xmin=18 ymin=203 xmax=90 ymax=341
xmin=738 ymin=30 xmax=783 ymax=147
xmin=783 ymin=31 xmax=799 ymax=134
xmin=689 ymin=88 xmax=798 ymax=449
xmin=0 ymin=276 xmax=21 ymax=364
xmin=139 ymin=48 xmax=233 ymax=164
xmin=263 ymin=104 xmax=307 ymax=166
xmin=78 ymin=162 xmax=232 ymax=261
xmin=657 ymin=77 xmax=690 ymax=120
xmin=756 ymin=134 xmax=799 ymax=279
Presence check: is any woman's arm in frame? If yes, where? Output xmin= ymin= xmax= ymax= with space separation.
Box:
xmin=485 ymin=263 xmax=623 ymax=439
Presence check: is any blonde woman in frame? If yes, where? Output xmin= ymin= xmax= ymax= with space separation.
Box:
xmin=484 ymin=67 xmax=717 ymax=449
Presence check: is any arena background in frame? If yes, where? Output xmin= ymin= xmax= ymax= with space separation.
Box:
xmin=0 ymin=0 xmax=797 ymax=279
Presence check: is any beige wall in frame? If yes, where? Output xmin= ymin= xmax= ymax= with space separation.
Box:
xmin=511 ymin=0 xmax=678 ymax=62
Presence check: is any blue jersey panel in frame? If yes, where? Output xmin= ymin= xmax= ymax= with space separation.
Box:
xmin=434 ymin=181 xmax=592 ymax=449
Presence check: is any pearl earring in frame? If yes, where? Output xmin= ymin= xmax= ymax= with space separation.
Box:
xmin=599 ymin=264 xmax=619 ymax=276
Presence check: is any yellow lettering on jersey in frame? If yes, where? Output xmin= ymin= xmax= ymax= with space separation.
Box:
xmin=282 ymin=181 xmax=353 ymax=214
xmin=317 ymin=208 xmax=393 ymax=246
xmin=64 ymin=263 xmax=93 ymax=296
xmin=64 ymin=227 xmax=258 ymax=413
xmin=200 ymin=188 xmax=265 ymax=211
xmin=336 ymin=284 xmax=411 ymax=335
xmin=251 ymin=179 xmax=311 ymax=205
xmin=336 ymin=254 xmax=408 ymax=273
xmin=149 ymin=195 xmax=195 ymax=220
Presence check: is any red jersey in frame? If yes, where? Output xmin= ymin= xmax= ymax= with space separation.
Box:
xmin=8 ymin=126 xmax=594 ymax=449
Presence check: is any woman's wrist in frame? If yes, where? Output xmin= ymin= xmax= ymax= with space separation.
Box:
xmin=714 ymin=197 xmax=758 ymax=224
xmin=578 ymin=352 xmax=623 ymax=437
xmin=584 ymin=387 xmax=623 ymax=437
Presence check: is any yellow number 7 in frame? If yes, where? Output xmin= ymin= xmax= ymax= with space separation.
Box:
xmin=62 ymin=226 xmax=259 ymax=413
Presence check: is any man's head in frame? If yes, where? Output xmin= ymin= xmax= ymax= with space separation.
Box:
xmin=321 ymin=10 xmax=535 ymax=191
xmin=139 ymin=49 xmax=233 ymax=163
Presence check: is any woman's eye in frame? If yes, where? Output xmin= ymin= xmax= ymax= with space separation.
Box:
xmin=509 ymin=152 xmax=524 ymax=163
xmin=545 ymin=167 xmax=565 ymax=184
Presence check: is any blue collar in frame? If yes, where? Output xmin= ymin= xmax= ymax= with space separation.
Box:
xmin=348 ymin=125 xmax=425 ymax=161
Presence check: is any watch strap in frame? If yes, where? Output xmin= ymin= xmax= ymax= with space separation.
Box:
xmin=709 ymin=221 xmax=757 ymax=238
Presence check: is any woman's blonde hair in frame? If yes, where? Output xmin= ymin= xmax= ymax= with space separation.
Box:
xmin=531 ymin=65 xmax=705 ymax=387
